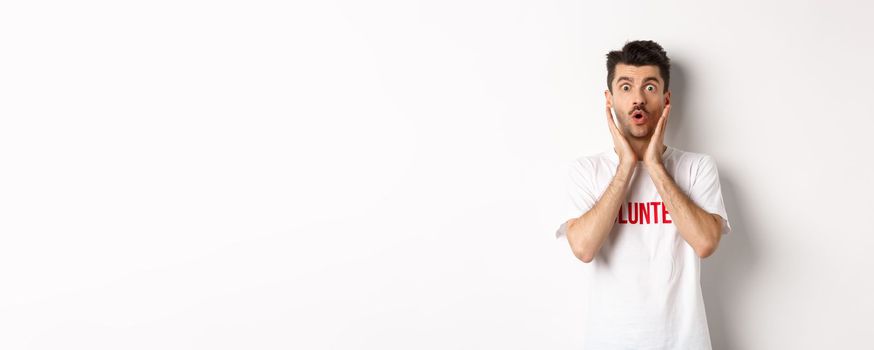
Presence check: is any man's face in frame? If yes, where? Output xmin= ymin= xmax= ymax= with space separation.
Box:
xmin=605 ymin=63 xmax=671 ymax=140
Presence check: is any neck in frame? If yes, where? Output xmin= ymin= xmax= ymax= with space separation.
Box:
xmin=616 ymin=139 xmax=666 ymax=162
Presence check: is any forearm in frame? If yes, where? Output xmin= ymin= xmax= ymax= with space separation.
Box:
xmin=647 ymin=163 xmax=721 ymax=258
xmin=566 ymin=162 xmax=636 ymax=263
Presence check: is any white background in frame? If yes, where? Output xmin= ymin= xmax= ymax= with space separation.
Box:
xmin=1 ymin=0 xmax=872 ymax=349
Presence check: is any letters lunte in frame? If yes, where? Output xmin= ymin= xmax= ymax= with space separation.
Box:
xmin=615 ymin=201 xmax=672 ymax=225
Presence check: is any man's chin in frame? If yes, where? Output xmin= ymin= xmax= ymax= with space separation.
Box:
xmin=628 ymin=129 xmax=650 ymax=139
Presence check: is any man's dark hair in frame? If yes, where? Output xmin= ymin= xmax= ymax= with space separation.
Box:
xmin=606 ymin=40 xmax=671 ymax=93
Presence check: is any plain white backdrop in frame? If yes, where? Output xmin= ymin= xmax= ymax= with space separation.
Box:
xmin=1 ymin=0 xmax=872 ymax=349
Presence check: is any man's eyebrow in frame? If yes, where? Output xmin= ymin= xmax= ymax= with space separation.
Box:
xmin=616 ymin=76 xmax=661 ymax=84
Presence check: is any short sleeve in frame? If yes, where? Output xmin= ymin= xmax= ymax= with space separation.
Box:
xmin=555 ymin=159 xmax=598 ymax=239
xmin=689 ymin=155 xmax=732 ymax=235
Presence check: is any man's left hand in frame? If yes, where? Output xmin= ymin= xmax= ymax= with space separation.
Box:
xmin=644 ymin=104 xmax=671 ymax=167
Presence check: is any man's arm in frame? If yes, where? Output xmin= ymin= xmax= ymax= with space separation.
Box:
xmin=647 ymin=163 xmax=722 ymax=258
xmin=642 ymin=104 xmax=723 ymax=258
xmin=565 ymin=161 xmax=636 ymax=263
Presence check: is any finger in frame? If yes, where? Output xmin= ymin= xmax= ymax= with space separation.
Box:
xmin=649 ymin=114 xmax=664 ymax=142
xmin=661 ymin=104 xmax=671 ymax=119
xmin=651 ymin=120 xmax=663 ymax=144
xmin=606 ymin=105 xmax=624 ymax=137
xmin=662 ymin=105 xmax=670 ymax=129
xmin=654 ymin=106 xmax=669 ymax=141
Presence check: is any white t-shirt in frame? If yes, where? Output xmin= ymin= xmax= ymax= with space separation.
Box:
xmin=555 ymin=145 xmax=731 ymax=350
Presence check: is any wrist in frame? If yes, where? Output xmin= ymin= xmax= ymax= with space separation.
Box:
xmin=645 ymin=160 xmax=665 ymax=172
xmin=617 ymin=161 xmax=637 ymax=176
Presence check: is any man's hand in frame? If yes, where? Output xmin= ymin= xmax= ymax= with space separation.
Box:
xmin=644 ymin=104 xmax=671 ymax=167
xmin=606 ymin=102 xmax=637 ymax=167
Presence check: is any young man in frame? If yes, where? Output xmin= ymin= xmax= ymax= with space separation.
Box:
xmin=555 ymin=40 xmax=732 ymax=349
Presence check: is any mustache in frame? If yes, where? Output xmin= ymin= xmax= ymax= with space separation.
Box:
xmin=630 ymin=105 xmax=648 ymax=114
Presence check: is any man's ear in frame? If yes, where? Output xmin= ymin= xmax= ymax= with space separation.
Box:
xmin=605 ymin=89 xmax=613 ymax=108
xmin=664 ymin=90 xmax=671 ymax=106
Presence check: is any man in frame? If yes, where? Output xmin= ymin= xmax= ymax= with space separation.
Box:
xmin=555 ymin=40 xmax=732 ymax=349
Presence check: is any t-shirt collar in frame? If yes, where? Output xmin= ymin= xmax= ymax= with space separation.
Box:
xmin=607 ymin=144 xmax=675 ymax=163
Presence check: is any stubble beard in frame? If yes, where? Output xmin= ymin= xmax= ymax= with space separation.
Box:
xmin=624 ymin=122 xmax=651 ymax=140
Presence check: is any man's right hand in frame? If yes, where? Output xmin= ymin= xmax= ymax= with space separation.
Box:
xmin=564 ymin=103 xmax=639 ymax=263
xmin=606 ymin=102 xmax=638 ymax=167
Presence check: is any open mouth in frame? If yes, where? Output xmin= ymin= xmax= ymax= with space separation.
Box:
xmin=630 ymin=110 xmax=648 ymax=124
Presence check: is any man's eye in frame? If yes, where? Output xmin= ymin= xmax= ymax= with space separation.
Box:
xmin=646 ymin=85 xmax=655 ymax=91
xmin=622 ymin=85 xmax=630 ymax=91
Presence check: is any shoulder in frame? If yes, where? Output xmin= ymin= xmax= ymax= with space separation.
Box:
xmin=668 ymin=147 xmax=723 ymax=185
xmin=568 ymin=149 xmax=615 ymax=174
xmin=668 ymin=146 xmax=719 ymax=168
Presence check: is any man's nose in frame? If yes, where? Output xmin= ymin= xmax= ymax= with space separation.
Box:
xmin=632 ymin=89 xmax=646 ymax=108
